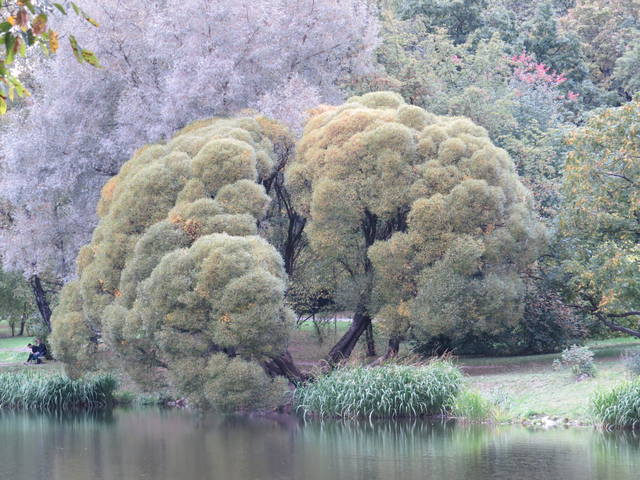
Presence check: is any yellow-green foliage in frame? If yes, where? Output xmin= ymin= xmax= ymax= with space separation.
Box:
xmin=51 ymin=116 xmax=293 ymax=411
xmin=288 ymin=91 xmax=546 ymax=345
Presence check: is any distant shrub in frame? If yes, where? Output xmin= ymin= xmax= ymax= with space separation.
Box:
xmin=592 ymin=380 xmax=640 ymax=429
xmin=623 ymin=350 xmax=640 ymax=377
xmin=488 ymin=387 xmax=512 ymax=411
xmin=410 ymin=276 xmax=583 ymax=357
xmin=0 ymin=373 xmax=117 ymax=411
xmin=452 ymin=390 xmax=496 ymax=422
xmin=560 ymin=345 xmax=595 ymax=378
xmin=113 ymin=390 xmax=173 ymax=407
xmin=294 ymin=361 xmax=462 ymax=419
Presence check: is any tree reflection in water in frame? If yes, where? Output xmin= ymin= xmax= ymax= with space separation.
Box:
xmin=0 ymin=410 xmax=639 ymax=480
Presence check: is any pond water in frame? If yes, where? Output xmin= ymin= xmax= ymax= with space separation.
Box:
xmin=0 ymin=408 xmax=639 ymax=480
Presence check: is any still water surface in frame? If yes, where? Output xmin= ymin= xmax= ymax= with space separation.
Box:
xmin=0 ymin=408 xmax=639 ymax=480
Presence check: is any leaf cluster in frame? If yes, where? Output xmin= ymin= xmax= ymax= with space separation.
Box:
xmin=0 ymin=0 xmax=98 ymax=113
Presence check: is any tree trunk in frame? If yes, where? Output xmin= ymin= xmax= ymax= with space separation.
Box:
xmin=283 ymin=214 xmax=306 ymax=275
xmin=9 ymin=323 xmax=15 ymax=336
xmin=326 ymin=311 xmax=372 ymax=364
xmin=365 ymin=322 xmax=376 ymax=357
xmin=263 ymin=350 xmax=308 ymax=385
xmin=312 ymin=315 xmax=324 ymax=345
xmin=385 ymin=336 xmax=400 ymax=359
xmin=325 ymin=207 xmax=381 ymax=364
xmin=18 ymin=311 xmax=26 ymax=336
xmin=29 ymin=275 xmax=52 ymax=333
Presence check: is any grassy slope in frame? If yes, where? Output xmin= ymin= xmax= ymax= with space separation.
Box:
xmin=462 ymin=341 xmax=640 ymax=423
xmin=466 ymin=362 xmax=628 ymax=422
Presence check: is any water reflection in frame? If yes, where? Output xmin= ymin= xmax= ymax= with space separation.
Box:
xmin=0 ymin=409 xmax=639 ymax=480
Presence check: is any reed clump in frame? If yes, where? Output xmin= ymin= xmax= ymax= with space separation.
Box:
xmin=452 ymin=390 xmax=497 ymax=423
xmin=0 ymin=372 xmax=117 ymax=411
xmin=592 ymin=380 xmax=640 ymax=429
xmin=294 ymin=360 xmax=462 ymax=419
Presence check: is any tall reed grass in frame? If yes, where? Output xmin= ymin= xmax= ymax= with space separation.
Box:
xmin=452 ymin=390 xmax=497 ymax=423
xmin=294 ymin=360 xmax=462 ymax=419
xmin=0 ymin=372 xmax=117 ymax=411
xmin=592 ymin=380 xmax=640 ymax=429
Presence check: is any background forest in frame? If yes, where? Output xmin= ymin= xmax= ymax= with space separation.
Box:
xmin=0 ymin=0 xmax=637 ymax=408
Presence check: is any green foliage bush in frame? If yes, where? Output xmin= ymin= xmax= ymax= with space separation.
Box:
xmin=592 ymin=380 xmax=640 ymax=429
xmin=112 ymin=390 xmax=174 ymax=406
xmin=294 ymin=361 xmax=462 ymax=419
xmin=560 ymin=345 xmax=596 ymax=378
xmin=559 ymin=99 xmax=640 ymax=336
xmin=0 ymin=373 xmax=116 ymax=411
xmin=411 ymin=293 xmax=582 ymax=356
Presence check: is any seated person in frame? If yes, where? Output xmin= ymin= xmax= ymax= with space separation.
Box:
xmin=24 ymin=343 xmax=38 ymax=364
xmin=35 ymin=340 xmax=47 ymax=364
xmin=24 ymin=339 xmax=47 ymax=365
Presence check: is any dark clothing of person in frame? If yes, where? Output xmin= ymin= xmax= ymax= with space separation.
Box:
xmin=26 ymin=343 xmax=47 ymax=364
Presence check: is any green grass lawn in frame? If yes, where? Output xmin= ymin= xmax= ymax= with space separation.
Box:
xmin=0 ymin=336 xmax=35 ymax=349
xmin=0 ymin=335 xmax=36 ymax=364
xmin=456 ymin=339 xmax=640 ymax=423
xmin=457 ymin=339 xmax=640 ymax=371
xmin=0 ymin=337 xmax=34 ymax=366
xmin=466 ymin=361 xmax=630 ymax=423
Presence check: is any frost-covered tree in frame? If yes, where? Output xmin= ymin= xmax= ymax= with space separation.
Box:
xmin=50 ymin=115 xmax=302 ymax=411
xmin=0 ymin=0 xmax=379 ymax=318
xmin=287 ymin=92 xmax=545 ymax=361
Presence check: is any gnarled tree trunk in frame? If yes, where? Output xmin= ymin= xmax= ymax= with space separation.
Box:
xmin=596 ymin=312 xmax=640 ymax=338
xmin=326 ymin=310 xmax=372 ymax=364
xmin=263 ymin=350 xmax=308 ymax=384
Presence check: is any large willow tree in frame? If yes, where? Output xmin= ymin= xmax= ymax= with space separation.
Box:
xmin=287 ymin=92 xmax=546 ymax=361
xmin=50 ymin=116 xmax=299 ymax=411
